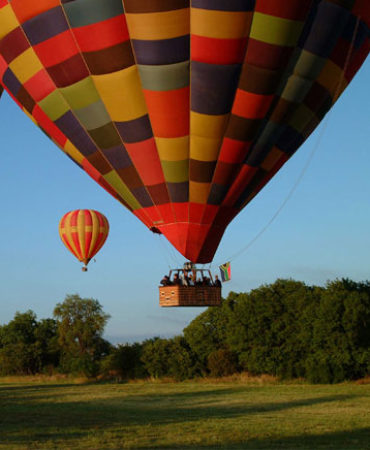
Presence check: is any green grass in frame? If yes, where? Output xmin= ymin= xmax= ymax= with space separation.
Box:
xmin=0 ymin=378 xmax=369 ymax=449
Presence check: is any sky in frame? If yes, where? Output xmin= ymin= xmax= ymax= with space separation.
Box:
xmin=0 ymin=58 xmax=369 ymax=343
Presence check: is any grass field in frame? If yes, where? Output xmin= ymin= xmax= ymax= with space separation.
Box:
xmin=0 ymin=377 xmax=369 ymax=449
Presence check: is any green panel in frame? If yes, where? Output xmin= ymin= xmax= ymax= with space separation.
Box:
xmin=60 ymin=77 xmax=100 ymax=110
xmin=74 ymin=100 xmax=111 ymax=130
xmin=39 ymin=90 xmax=70 ymax=121
xmin=282 ymin=75 xmax=312 ymax=103
xmin=289 ymin=104 xmax=316 ymax=133
xmin=161 ymin=159 xmax=189 ymax=183
xmin=294 ymin=50 xmax=326 ymax=80
xmin=138 ymin=61 xmax=190 ymax=91
xmin=63 ymin=0 xmax=124 ymax=28
xmin=104 ymin=171 xmax=141 ymax=210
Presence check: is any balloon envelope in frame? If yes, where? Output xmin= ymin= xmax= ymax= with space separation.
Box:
xmin=59 ymin=210 xmax=109 ymax=267
xmin=0 ymin=1 xmax=369 ymax=262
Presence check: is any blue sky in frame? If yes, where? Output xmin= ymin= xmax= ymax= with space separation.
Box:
xmin=0 ymin=58 xmax=369 ymax=343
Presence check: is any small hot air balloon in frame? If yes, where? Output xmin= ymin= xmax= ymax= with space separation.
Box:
xmin=59 ymin=210 xmax=109 ymax=271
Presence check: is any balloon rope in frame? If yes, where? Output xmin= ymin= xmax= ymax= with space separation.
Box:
xmin=219 ymin=15 xmax=361 ymax=265
xmin=155 ymin=234 xmax=173 ymax=269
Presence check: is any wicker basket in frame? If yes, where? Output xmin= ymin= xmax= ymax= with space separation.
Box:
xmin=159 ymin=285 xmax=221 ymax=307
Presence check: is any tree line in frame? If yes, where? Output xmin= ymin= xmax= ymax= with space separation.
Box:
xmin=0 ymin=279 xmax=369 ymax=383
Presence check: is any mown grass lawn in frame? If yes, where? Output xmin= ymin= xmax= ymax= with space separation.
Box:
xmin=0 ymin=378 xmax=369 ymax=449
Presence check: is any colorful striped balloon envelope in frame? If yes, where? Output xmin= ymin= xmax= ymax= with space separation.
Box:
xmin=0 ymin=0 xmax=369 ymax=263
xmin=59 ymin=210 xmax=109 ymax=270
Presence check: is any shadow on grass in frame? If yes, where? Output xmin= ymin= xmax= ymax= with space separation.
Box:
xmin=0 ymin=383 xmax=362 ymax=447
xmin=164 ymin=427 xmax=370 ymax=450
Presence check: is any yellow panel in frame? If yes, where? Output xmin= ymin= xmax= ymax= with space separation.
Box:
xmin=191 ymin=9 xmax=251 ymax=39
xmin=88 ymin=211 xmax=100 ymax=259
xmin=64 ymin=140 xmax=84 ymax=165
xmin=156 ymin=136 xmax=189 ymax=161
xmin=125 ymin=9 xmax=189 ymax=40
xmin=260 ymin=147 xmax=284 ymax=171
xmin=104 ymin=171 xmax=141 ymax=210
xmin=0 ymin=5 xmax=19 ymax=40
xmin=9 ymin=48 xmax=43 ymax=83
xmin=190 ymin=135 xmax=222 ymax=161
xmin=189 ymin=181 xmax=210 ymax=204
xmin=77 ymin=210 xmax=86 ymax=258
xmin=250 ymin=12 xmax=303 ymax=47
xmin=92 ymin=67 xmax=147 ymax=122
xmin=190 ymin=112 xmax=228 ymax=138
xmin=317 ymin=60 xmax=347 ymax=100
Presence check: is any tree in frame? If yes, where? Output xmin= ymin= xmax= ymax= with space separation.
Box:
xmin=207 ymin=349 xmax=239 ymax=377
xmin=0 ymin=311 xmax=60 ymax=375
xmin=101 ymin=343 xmax=147 ymax=380
xmin=53 ymin=295 xmax=111 ymax=376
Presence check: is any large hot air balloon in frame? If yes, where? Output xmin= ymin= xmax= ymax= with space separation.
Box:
xmin=59 ymin=209 xmax=109 ymax=271
xmin=0 ymin=1 xmax=369 ymax=263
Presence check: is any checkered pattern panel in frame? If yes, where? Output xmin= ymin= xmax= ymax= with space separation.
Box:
xmin=0 ymin=0 xmax=369 ymax=262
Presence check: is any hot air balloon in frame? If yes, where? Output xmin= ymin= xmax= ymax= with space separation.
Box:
xmin=59 ymin=209 xmax=109 ymax=271
xmin=0 ymin=1 xmax=369 ymax=264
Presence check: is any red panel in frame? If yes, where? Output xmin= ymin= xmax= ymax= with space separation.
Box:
xmin=173 ymin=203 xmax=189 ymax=223
xmin=232 ymin=90 xmax=274 ymax=119
xmin=246 ymin=38 xmax=292 ymax=69
xmin=0 ymin=55 xmax=8 ymax=79
xmin=24 ymin=69 xmax=55 ymax=101
xmin=214 ymin=206 xmax=238 ymax=228
xmin=185 ymin=224 xmax=210 ymax=262
xmin=72 ymin=15 xmax=129 ymax=52
xmin=0 ymin=27 xmax=29 ymax=64
xmin=191 ymin=35 xmax=247 ymax=64
xmin=125 ymin=138 xmax=165 ymax=186
xmin=218 ymin=138 xmax=250 ymax=164
xmin=33 ymin=30 xmax=79 ymax=67
xmin=159 ymin=222 xmax=211 ymax=263
xmin=32 ymin=105 xmax=67 ymax=147
xmin=133 ymin=209 xmax=153 ymax=228
xmin=353 ymin=0 xmax=370 ymax=26
xmin=143 ymin=87 xmax=190 ymax=138
xmin=197 ymin=222 xmax=228 ymax=263
xmin=189 ymin=202 xmax=205 ymax=224
xmin=156 ymin=203 xmax=175 ymax=224
xmin=201 ymin=204 xmax=219 ymax=225
xmin=223 ymin=164 xmax=258 ymax=206
xmin=345 ymin=41 xmax=370 ymax=82
xmin=11 ymin=0 xmax=60 ymax=23
xmin=256 ymin=0 xmax=312 ymax=21
xmin=141 ymin=205 xmax=163 ymax=224
xmin=0 ymin=1 xmax=8 ymax=8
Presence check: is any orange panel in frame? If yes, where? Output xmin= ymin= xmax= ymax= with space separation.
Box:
xmin=143 ymin=87 xmax=189 ymax=138
xmin=232 ymin=90 xmax=274 ymax=119
xmin=11 ymin=0 xmax=60 ymax=23
xmin=125 ymin=138 xmax=165 ymax=186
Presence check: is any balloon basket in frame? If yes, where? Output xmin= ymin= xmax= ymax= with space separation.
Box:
xmin=159 ymin=285 xmax=221 ymax=307
xmin=82 ymin=266 xmax=88 ymax=272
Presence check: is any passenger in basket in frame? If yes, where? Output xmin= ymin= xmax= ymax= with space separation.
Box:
xmin=202 ymin=276 xmax=211 ymax=286
xmin=160 ymin=275 xmax=172 ymax=286
xmin=173 ymin=273 xmax=182 ymax=285
xmin=214 ymin=275 xmax=222 ymax=288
